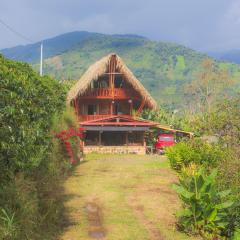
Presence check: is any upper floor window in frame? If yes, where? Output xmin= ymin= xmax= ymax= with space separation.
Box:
xmin=93 ymin=75 xmax=109 ymax=88
xmin=114 ymin=75 xmax=124 ymax=88
xmin=88 ymin=104 xmax=97 ymax=115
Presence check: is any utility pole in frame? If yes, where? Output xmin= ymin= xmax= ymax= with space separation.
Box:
xmin=40 ymin=42 xmax=43 ymax=76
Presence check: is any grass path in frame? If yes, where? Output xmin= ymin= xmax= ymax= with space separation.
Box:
xmin=59 ymin=154 xmax=200 ymax=240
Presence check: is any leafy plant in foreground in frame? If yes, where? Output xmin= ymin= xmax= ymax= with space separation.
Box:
xmin=173 ymin=168 xmax=233 ymax=239
xmin=0 ymin=208 xmax=17 ymax=239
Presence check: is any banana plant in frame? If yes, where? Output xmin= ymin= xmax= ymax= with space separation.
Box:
xmin=173 ymin=168 xmax=233 ymax=239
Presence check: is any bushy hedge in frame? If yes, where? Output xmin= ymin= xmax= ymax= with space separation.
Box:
xmin=0 ymin=55 xmax=66 ymax=171
xmin=0 ymin=55 xmax=72 ymax=239
xmin=166 ymin=139 xmax=225 ymax=172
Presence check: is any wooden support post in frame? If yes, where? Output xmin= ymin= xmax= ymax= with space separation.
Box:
xmin=112 ymin=55 xmax=116 ymax=90
xmin=108 ymin=55 xmax=116 ymax=98
xmin=126 ymin=132 xmax=129 ymax=146
xmin=74 ymin=98 xmax=78 ymax=118
xmin=97 ymin=103 xmax=100 ymax=115
xmin=98 ymin=131 xmax=102 ymax=146
xmin=136 ymin=98 xmax=146 ymax=116
xmin=110 ymin=101 xmax=114 ymax=115
xmin=109 ymin=62 xmax=111 ymax=88
xmin=129 ymin=99 xmax=133 ymax=115
xmin=76 ymin=98 xmax=80 ymax=120
xmin=143 ymin=132 xmax=146 ymax=147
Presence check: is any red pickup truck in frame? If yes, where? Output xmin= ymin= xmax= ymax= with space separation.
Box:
xmin=154 ymin=133 xmax=175 ymax=154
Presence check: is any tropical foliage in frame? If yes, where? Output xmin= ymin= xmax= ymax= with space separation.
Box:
xmin=0 ymin=54 xmax=77 ymax=239
xmin=166 ymin=139 xmax=225 ymax=172
xmin=166 ymin=93 xmax=240 ymax=238
xmin=173 ymin=168 xmax=233 ymax=239
xmin=162 ymin=56 xmax=240 ymax=239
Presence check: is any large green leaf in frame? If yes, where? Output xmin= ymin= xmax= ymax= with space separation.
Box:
xmin=218 ymin=190 xmax=231 ymax=199
xmin=215 ymin=201 xmax=233 ymax=210
xmin=173 ymin=184 xmax=194 ymax=199
xmin=177 ymin=209 xmax=193 ymax=217
xmin=207 ymin=209 xmax=218 ymax=222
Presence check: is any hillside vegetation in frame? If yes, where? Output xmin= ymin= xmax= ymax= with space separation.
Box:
xmin=2 ymin=31 xmax=240 ymax=108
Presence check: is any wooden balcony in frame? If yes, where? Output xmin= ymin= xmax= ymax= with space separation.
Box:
xmin=79 ymin=115 xmax=111 ymax=122
xmin=80 ymin=88 xmax=138 ymax=99
xmin=79 ymin=114 xmax=134 ymax=122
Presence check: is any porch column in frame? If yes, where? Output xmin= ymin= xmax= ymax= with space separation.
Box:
xmin=142 ymin=132 xmax=146 ymax=147
xmin=97 ymin=103 xmax=100 ymax=115
xmin=110 ymin=101 xmax=114 ymax=115
xmin=129 ymin=99 xmax=133 ymax=115
xmin=125 ymin=132 xmax=129 ymax=146
xmin=98 ymin=131 xmax=102 ymax=146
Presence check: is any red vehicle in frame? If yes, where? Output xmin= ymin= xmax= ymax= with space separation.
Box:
xmin=154 ymin=133 xmax=175 ymax=154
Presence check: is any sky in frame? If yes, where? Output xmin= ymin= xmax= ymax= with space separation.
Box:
xmin=0 ymin=0 xmax=240 ymax=52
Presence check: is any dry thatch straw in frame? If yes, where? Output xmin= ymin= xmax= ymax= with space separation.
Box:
xmin=67 ymin=53 xmax=157 ymax=109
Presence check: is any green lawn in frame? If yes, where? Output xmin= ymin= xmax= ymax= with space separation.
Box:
xmin=60 ymin=154 xmax=200 ymax=240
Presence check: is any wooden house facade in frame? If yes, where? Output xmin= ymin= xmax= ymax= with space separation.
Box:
xmin=67 ymin=53 xmax=157 ymax=154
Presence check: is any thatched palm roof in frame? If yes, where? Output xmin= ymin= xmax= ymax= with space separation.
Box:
xmin=67 ymin=53 xmax=157 ymax=109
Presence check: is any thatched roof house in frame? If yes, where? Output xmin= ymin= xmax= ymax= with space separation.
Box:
xmin=66 ymin=53 xmax=192 ymax=155
xmin=67 ymin=53 xmax=157 ymax=109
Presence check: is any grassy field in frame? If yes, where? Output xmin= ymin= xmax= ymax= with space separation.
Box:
xmin=59 ymin=154 xmax=200 ymax=240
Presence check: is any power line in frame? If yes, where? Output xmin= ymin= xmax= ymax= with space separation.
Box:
xmin=0 ymin=18 xmax=33 ymax=43
xmin=0 ymin=18 xmax=44 ymax=76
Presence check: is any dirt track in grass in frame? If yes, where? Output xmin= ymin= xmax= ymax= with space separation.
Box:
xmin=59 ymin=154 xmax=200 ymax=240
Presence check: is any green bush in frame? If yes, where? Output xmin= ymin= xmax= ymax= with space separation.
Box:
xmin=216 ymin=154 xmax=240 ymax=238
xmin=52 ymin=107 xmax=83 ymax=163
xmin=166 ymin=139 xmax=225 ymax=172
xmin=173 ymin=168 xmax=233 ymax=239
xmin=0 ymin=54 xmax=66 ymax=172
xmin=0 ymin=55 xmax=73 ymax=239
xmin=166 ymin=137 xmax=239 ymax=239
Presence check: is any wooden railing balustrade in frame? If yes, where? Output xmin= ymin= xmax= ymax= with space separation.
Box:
xmin=80 ymin=88 xmax=137 ymax=99
xmin=78 ymin=114 xmax=131 ymax=122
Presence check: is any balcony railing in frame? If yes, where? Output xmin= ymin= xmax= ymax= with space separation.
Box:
xmin=78 ymin=114 xmax=130 ymax=122
xmin=79 ymin=115 xmax=110 ymax=122
xmin=80 ymin=88 xmax=138 ymax=99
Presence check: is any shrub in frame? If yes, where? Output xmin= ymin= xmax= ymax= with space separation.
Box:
xmin=167 ymin=138 xmax=239 ymax=239
xmin=52 ymin=107 xmax=83 ymax=164
xmin=166 ymin=139 xmax=225 ymax=172
xmin=0 ymin=55 xmax=73 ymax=239
xmin=173 ymin=168 xmax=233 ymax=239
xmin=216 ymin=154 xmax=240 ymax=238
xmin=0 ymin=54 xmax=66 ymax=172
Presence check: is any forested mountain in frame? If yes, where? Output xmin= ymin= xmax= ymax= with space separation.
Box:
xmin=1 ymin=31 xmax=240 ymax=108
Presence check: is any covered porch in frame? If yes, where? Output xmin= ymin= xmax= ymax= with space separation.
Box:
xmin=80 ymin=116 xmax=157 ymax=155
xmin=85 ymin=130 xmax=146 ymax=147
xmin=82 ymin=126 xmax=149 ymax=155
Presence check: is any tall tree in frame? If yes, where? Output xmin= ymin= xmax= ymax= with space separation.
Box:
xmin=184 ymin=59 xmax=233 ymax=113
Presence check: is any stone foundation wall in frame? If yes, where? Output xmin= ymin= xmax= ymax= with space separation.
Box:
xmin=83 ymin=145 xmax=146 ymax=155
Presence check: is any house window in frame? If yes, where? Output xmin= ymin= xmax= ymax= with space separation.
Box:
xmin=88 ymin=104 xmax=97 ymax=115
xmin=115 ymin=75 xmax=123 ymax=88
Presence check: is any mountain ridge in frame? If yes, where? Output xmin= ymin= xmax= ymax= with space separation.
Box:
xmin=208 ymin=49 xmax=240 ymax=64
xmin=0 ymin=31 xmax=147 ymax=63
xmin=1 ymin=31 xmax=240 ymax=108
